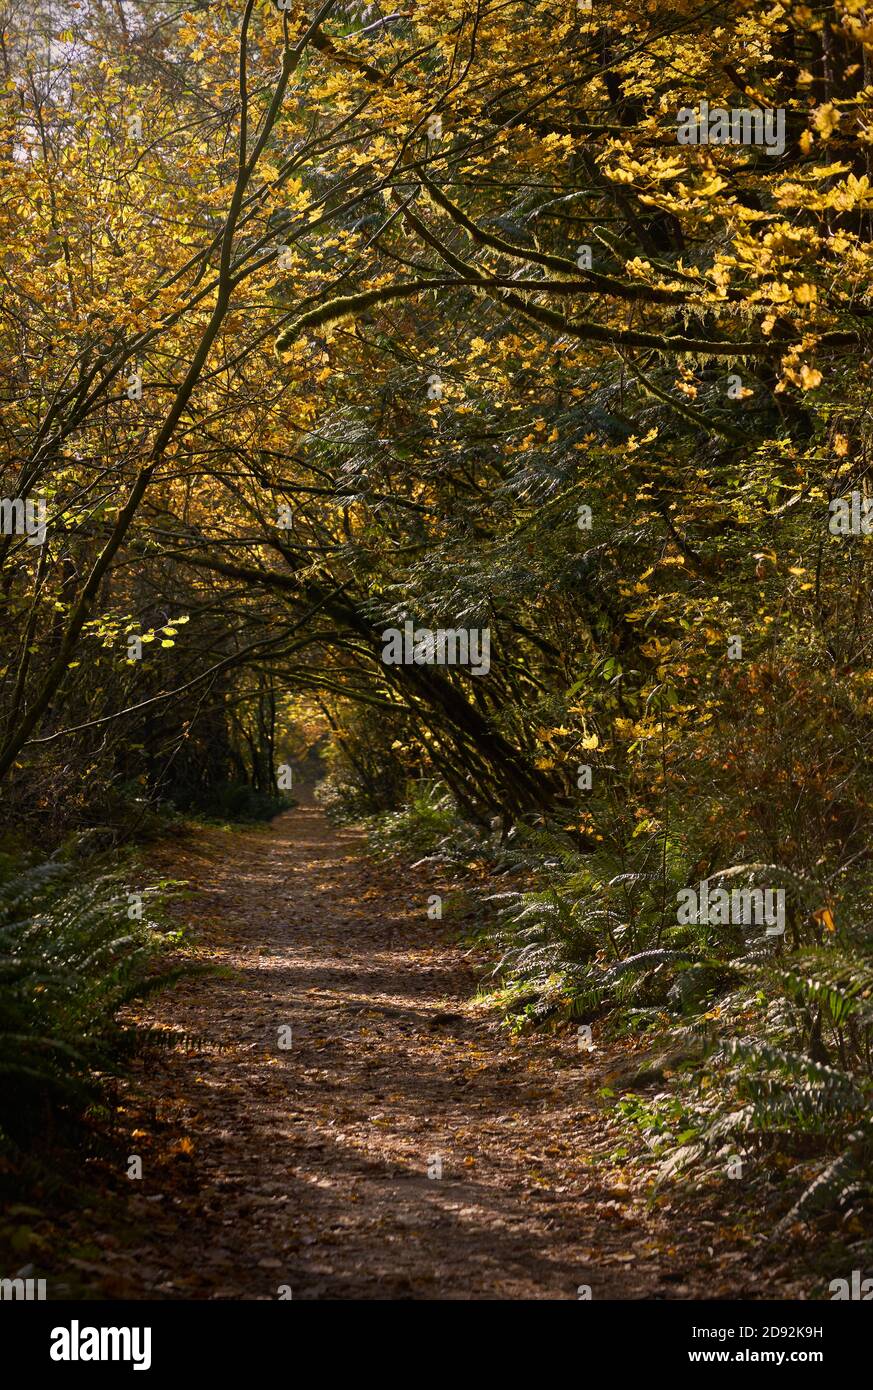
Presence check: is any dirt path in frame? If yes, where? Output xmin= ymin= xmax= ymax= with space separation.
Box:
xmin=90 ymin=806 xmax=783 ymax=1300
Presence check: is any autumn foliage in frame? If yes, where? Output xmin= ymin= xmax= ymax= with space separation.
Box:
xmin=1 ymin=0 xmax=873 ymax=1274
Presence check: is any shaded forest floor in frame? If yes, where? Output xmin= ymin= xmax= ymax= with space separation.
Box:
xmin=61 ymin=804 xmax=813 ymax=1299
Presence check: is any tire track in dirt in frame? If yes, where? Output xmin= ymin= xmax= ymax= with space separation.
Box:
xmin=95 ymin=806 xmax=776 ymax=1300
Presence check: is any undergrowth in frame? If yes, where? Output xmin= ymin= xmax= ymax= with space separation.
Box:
xmin=0 ymin=848 xmax=197 ymax=1200
xmin=347 ymin=775 xmax=873 ymax=1263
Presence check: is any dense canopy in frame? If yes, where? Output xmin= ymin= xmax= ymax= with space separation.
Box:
xmin=1 ymin=0 xmax=873 ymax=1303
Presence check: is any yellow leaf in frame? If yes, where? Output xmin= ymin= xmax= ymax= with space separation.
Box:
xmin=799 ymin=365 xmax=822 ymax=390
xmin=813 ymin=103 xmax=841 ymax=139
xmin=813 ymin=907 xmax=836 ymax=933
xmin=793 ymin=284 xmax=817 ymax=305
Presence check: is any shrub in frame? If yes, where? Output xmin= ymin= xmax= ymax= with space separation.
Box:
xmin=0 ymin=855 xmax=190 ymax=1168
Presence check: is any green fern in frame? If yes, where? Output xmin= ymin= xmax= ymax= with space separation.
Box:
xmin=0 ymin=857 xmax=197 ymax=1161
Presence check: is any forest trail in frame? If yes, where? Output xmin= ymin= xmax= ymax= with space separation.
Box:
xmin=93 ymin=806 xmax=773 ymax=1300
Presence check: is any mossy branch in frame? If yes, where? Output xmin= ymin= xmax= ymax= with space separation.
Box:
xmin=275 ymin=280 xmax=455 ymax=354
xmin=417 ymin=168 xmax=699 ymax=306
xmin=275 ymin=275 xmax=859 ymax=361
